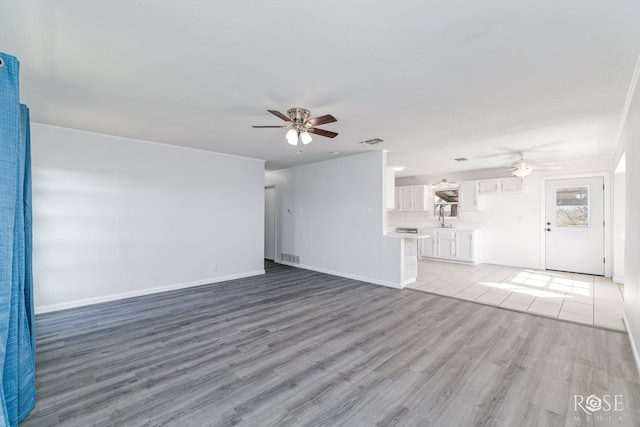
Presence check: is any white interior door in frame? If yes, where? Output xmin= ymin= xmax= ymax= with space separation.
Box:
xmin=545 ymin=177 xmax=604 ymax=275
xmin=264 ymin=186 xmax=276 ymax=260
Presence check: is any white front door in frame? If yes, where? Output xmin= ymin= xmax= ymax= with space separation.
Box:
xmin=545 ymin=177 xmax=604 ymax=275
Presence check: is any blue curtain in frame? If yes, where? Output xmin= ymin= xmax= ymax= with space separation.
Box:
xmin=1 ymin=52 xmax=36 ymax=426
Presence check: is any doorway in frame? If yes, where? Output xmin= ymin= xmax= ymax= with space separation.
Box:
xmin=544 ymin=177 xmax=604 ymax=275
xmin=264 ymin=186 xmax=276 ymax=260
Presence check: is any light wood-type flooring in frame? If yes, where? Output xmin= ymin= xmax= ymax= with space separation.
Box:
xmin=21 ymin=261 xmax=640 ymax=426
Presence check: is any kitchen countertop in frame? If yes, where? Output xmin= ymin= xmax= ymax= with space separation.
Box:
xmin=385 ymin=232 xmax=432 ymax=238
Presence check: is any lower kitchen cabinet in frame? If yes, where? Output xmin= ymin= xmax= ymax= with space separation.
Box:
xmin=435 ymin=230 xmax=456 ymax=260
xmin=419 ymin=235 xmax=435 ymax=258
xmin=419 ymin=228 xmax=480 ymax=264
xmin=454 ymin=230 xmax=475 ymax=262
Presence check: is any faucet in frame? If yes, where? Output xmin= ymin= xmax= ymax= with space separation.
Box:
xmin=439 ymin=205 xmax=446 ymax=228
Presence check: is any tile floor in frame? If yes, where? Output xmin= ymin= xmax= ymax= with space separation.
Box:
xmin=408 ymin=260 xmax=626 ymax=331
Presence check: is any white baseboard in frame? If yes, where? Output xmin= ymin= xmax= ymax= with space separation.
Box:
xmin=623 ymin=311 xmax=640 ymax=377
xmin=613 ymin=276 xmax=624 ymax=284
xmin=277 ymin=260 xmax=403 ymax=289
xmin=401 ymin=277 xmax=417 ymax=286
xmin=35 ymin=270 xmax=265 ymax=314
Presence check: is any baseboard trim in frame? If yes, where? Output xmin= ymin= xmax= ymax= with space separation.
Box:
xmin=613 ymin=276 xmax=624 ymax=284
xmin=419 ymin=256 xmax=480 ymax=266
xmin=623 ymin=311 xmax=640 ymax=377
xmin=277 ymin=261 xmax=403 ymax=289
xmin=35 ymin=270 xmax=266 ymax=314
xmin=401 ymin=277 xmax=417 ymax=286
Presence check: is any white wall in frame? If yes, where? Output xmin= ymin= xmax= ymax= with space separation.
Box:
xmin=31 ymin=124 xmax=265 ymax=312
xmin=618 ymin=55 xmax=640 ymax=372
xmin=266 ymin=151 xmax=402 ymax=287
xmin=613 ymin=165 xmax=625 ymax=284
xmin=393 ymin=157 xmax=612 ymax=270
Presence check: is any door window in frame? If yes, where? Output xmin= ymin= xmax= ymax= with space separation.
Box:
xmin=556 ymin=186 xmax=589 ymax=227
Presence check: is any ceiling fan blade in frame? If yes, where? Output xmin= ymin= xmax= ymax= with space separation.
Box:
xmin=267 ymin=109 xmax=292 ymax=122
xmin=308 ymin=114 xmax=337 ymax=126
xmin=537 ymin=166 xmax=563 ymax=170
xmin=310 ymin=128 xmax=338 ymax=138
xmin=252 ymin=125 xmax=287 ymax=128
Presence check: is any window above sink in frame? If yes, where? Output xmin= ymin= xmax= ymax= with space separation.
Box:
xmin=433 ymin=188 xmax=459 ymax=219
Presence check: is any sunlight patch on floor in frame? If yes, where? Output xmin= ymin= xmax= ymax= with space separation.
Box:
xmin=408 ymin=260 xmax=625 ymax=331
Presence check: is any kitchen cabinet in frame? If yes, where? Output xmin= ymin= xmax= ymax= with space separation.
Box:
xmin=500 ymin=177 xmax=524 ymax=193
xmin=419 ymin=235 xmax=435 ymax=258
xmin=418 ymin=228 xmax=480 ymax=264
xmin=385 ymin=168 xmax=395 ymax=210
xmin=478 ymin=177 xmax=524 ymax=194
xmin=454 ymin=230 xmax=475 ymax=262
xmin=395 ymin=185 xmax=430 ymax=211
xmin=394 ymin=187 xmax=403 ymax=210
xmin=459 ymin=181 xmax=479 ymax=210
xmin=478 ymin=179 xmax=499 ymax=194
xmin=435 ymin=229 xmax=456 ymax=260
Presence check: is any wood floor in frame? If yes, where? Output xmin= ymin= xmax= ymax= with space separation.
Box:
xmin=21 ymin=262 xmax=640 ymax=426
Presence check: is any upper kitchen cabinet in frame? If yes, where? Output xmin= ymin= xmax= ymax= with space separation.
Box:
xmin=478 ymin=177 xmax=524 ymax=194
xmin=395 ymin=185 xmax=431 ymax=211
xmin=459 ymin=181 xmax=479 ymax=210
xmin=385 ymin=168 xmax=395 ymax=210
xmin=500 ymin=177 xmax=524 ymax=193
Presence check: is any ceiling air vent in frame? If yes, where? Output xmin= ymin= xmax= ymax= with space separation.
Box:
xmin=360 ymin=138 xmax=384 ymax=145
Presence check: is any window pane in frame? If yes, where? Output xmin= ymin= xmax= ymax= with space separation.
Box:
xmin=434 ymin=203 xmax=458 ymax=218
xmin=556 ymin=186 xmax=589 ymax=227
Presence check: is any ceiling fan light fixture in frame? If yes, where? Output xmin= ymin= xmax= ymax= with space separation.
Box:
xmin=512 ymin=165 xmax=533 ymax=177
xmin=285 ymin=128 xmax=298 ymax=145
xmin=432 ymin=179 xmax=457 ymax=188
xmin=510 ymin=153 xmax=533 ymax=177
xmin=254 ymin=108 xmax=338 ymax=150
xmin=300 ymin=131 xmax=312 ymax=145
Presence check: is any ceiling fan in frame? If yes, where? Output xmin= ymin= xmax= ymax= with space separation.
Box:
xmin=473 ymin=151 xmax=562 ymax=177
xmin=509 ymin=152 xmax=561 ymax=177
xmin=432 ymin=178 xmax=457 ymax=188
xmin=252 ymin=108 xmax=338 ymax=152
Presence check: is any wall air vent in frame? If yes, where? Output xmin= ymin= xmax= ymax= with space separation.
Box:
xmin=280 ymin=253 xmax=300 ymax=264
xmin=360 ymin=138 xmax=384 ymax=145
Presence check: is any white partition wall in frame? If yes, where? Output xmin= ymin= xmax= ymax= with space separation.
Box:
xmin=31 ymin=124 xmax=265 ymax=312
xmin=266 ymin=151 xmax=402 ymax=288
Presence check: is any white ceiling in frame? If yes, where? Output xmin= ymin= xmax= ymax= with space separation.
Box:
xmin=2 ymin=1 xmax=639 ymax=176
